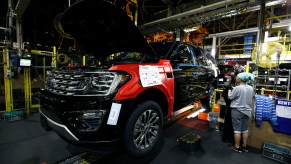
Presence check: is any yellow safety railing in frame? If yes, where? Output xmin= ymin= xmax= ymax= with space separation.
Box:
xmin=212 ymin=89 xmax=223 ymax=112
xmin=2 ymin=48 xmax=13 ymax=112
xmin=52 ymin=46 xmax=57 ymax=69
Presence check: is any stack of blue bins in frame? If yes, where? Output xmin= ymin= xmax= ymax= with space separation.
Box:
xmin=3 ymin=110 xmax=24 ymax=121
xmin=243 ymin=33 xmax=254 ymax=55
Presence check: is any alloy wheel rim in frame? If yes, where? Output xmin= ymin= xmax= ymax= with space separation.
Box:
xmin=133 ymin=109 xmax=160 ymax=150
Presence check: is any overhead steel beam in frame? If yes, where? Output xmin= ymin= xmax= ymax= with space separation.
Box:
xmin=271 ymin=19 xmax=291 ymax=28
xmin=236 ymin=11 xmax=256 ymax=30
xmin=15 ymin=0 xmax=31 ymax=18
xmin=218 ymin=20 xmax=231 ymax=31
xmin=139 ymin=0 xmax=286 ymax=34
xmin=142 ymin=0 xmax=246 ymax=26
xmin=160 ymin=0 xmax=174 ymax=6
xmin=207 ymin=27 xmax=258 ymax=38
xmin=206 ymin=19 xmax=291 ymax=38
xmin=0 ymin=27 xmax=10 ymax=31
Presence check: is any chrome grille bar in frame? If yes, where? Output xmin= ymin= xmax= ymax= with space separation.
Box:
xmin=45 ymin=70 xmax=118 ymax=96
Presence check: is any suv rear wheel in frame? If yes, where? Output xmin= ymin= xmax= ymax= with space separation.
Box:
xmin=122 ymin=101 xmax=163 ymax=158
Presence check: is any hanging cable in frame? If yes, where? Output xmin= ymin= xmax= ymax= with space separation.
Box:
xmin=57 ymin=36 xmax=64 ymax=54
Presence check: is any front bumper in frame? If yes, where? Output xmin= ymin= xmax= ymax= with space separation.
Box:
xmin=40 ymin=110 xmax=79 ymax=141
xmin=39 ymin=89 xmax=122 ymax=145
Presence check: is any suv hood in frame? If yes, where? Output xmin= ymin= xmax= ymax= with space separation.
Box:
xmin=58 ymin=0 xmax=155 ymax=57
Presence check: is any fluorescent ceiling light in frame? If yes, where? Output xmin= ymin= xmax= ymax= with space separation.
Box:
xmin=183 ymin=26 xmax=199 ymax=33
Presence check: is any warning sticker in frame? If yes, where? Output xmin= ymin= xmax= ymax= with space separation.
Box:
xmin=139 ymin=66 xmax=162 ymax=87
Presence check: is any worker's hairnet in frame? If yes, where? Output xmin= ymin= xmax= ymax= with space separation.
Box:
xmin=237 ymin=72 xmax=254 ymax=83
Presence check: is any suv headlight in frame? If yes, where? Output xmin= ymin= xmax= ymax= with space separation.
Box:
xmin=90 ymin=72 xmax=131 ymax=95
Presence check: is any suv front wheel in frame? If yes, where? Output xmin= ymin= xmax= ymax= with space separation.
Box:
xmin=122 ymin=101 xmax=163 ymax=158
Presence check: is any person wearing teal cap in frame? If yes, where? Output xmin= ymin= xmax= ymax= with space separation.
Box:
xmin=236 ymin=72 xmax=255 ymax=84
xmin=228 ymin=72 xmax=255 ymax=153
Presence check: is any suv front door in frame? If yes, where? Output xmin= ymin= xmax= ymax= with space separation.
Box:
xmin=170 ymin=44 xmax=199 ymax=111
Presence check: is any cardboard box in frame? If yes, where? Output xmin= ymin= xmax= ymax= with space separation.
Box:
xmin=248 ymin=121 xmax=291 ymax=150
xmin=248 ymin=120 xmax=268 ymax=149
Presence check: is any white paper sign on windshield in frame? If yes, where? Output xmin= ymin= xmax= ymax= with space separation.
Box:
xmin=139 ymin=66 xmax=162 ymax=87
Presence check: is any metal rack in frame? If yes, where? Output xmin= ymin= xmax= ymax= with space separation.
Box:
xmin=255 ymin=69 xmax=291 ymax=100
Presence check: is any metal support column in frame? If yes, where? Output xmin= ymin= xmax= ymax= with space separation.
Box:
xmin=211 ymin=36 xmax=217 ymax=58
xmin=254 ymin=0 xmax=265 ymax=90
xmin=176 ymin=28 xmax=181 ymax=41
xmin=218 ymin=37 xmax=221 ymax=60
xmin=256 ymin=0 xmax=265 ymax=58
xmin=273 ymin=49 xmax=282 ymax=98
xmin=3 ymin=49 xmax=13 ymax=112
xmin=43 ymin=57 xmax=46 ymax=85
xmin=232 ymin=15 xmax=236 ymax=30
xmin=24 ymin=67 xmax=31 ymax=114
xmin=8 ymin=0 xmax=13 ymax=44
xmin=16 ymin=18 xmax=23 ymax=50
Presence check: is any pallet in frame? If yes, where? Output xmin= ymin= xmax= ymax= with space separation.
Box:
xmin=177 ymin=132 xmax=202 ymax=152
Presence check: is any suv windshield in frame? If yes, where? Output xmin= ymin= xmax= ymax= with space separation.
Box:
xmin=150 ymin=42 xmax=176 ymax=58
xmin=102 ymin=51 xmax=157 ymax=65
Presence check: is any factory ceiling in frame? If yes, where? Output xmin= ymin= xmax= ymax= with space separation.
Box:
xmin=0 ymin=0 xmax=290 ymax=49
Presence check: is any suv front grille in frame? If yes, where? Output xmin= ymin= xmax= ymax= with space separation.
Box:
xmin=45 ymin=70 xmax=118 ymax=96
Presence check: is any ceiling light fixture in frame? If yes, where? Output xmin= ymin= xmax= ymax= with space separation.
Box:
xmin=183 ymin=26 xmax=199 ymax=33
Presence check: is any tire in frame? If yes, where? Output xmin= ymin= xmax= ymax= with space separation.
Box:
xmin=122 ymin=101 xmax=163 ymax=158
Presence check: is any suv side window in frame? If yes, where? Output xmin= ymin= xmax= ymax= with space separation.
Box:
xmin=170 ymin=45 xmax=197 ymax=65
